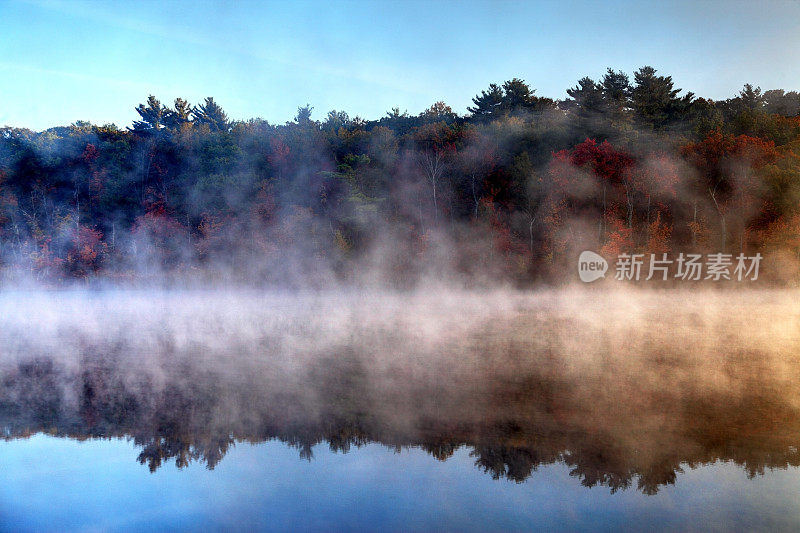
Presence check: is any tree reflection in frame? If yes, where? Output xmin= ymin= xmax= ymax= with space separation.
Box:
xmin=2 ymin=322 xmax=800 ymax=496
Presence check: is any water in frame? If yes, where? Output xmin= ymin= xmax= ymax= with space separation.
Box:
xmin=1 ymin=289 xmax=799 ymax=531
xmin=2 ymin=437 xmax=799 ymax=532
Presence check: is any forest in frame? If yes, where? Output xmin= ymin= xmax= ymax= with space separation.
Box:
xmin=2 ymin=66 xmax=800 ymax=285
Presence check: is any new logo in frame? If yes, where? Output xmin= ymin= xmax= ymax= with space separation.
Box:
xmin=578 ymin=251 xmax=608 ymax=282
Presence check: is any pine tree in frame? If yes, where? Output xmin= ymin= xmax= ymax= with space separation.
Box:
xmin=469 ymin=79 xmax=553 ymax=120
xmin=132 ymin=95 xmax=167 ymax=131
xmin=294 ymin=104 xmax=315 ymax=127
xmin=763 ymin=90 xmax=800 ymax=116
xmin=738 ymin=84 xmax=764 ymax=112
xmin=164 ymin=98 xmax=193 ymax=130
xmin=631 ymin=66 xmax=694 ymax=130
xmin=322 ymin=110 xmax=351 ymax=131
xmin=566 ymin=77 xmax=604 ymax=114
xmin=502 ymin=78 xmax=536 ymax=111
xmin=600 ymin=69 xmax=631 ymax=124
xmin=468 ymin=83 xmax=504 ymax=121
xmin=192 ymin=97 xmax=229 ymax=132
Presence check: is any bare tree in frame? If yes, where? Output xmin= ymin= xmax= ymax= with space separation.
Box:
xmin=417 ymin=148 xmax=446 ymax=222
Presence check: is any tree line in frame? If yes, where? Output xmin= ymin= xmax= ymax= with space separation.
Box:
xmin=1 ymin=66 xmax=800 ymax=284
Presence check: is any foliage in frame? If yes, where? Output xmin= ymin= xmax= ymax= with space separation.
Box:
xmin=1 ymin=69 xmax=800 ymax=283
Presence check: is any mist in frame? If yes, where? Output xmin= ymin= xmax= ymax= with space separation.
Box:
xmin=2 ymin=66 xmax=800 ymax=533
xmin=1 ymin=287 xmax=799 ymax=495
xmin=1 ymin=75 xmax=799 ymax=288
xmin=7 ymin=0 xmax=800 ymax=527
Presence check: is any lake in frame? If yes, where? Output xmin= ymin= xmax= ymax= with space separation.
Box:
xmin=1 ymin=288 xmax=799 ymax=531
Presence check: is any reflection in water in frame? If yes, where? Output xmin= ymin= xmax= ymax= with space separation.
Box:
xmin=1 ymin=289 xmax=800 ymax=496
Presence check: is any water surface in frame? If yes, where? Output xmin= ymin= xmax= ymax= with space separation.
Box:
xmin=1 ymin=289 xmax=799 ymax=531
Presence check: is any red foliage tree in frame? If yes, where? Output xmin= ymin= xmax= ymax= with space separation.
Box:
xmin=65 ymin=225 xmax=108 ymax=277
xmin=545 ymin=139 xmax=636 ymax=259
xmin=132 ymin=188 xmax=190 ymax=269
xmin=32 ymin=238 xmax=64 ymax=279
xmin=600 ymin=217 xmax=635 ymax=257
xmin=682 ymin=131 xmax=778 ymax=251
xmin=82 ymin=143 xmax=106 ymax=204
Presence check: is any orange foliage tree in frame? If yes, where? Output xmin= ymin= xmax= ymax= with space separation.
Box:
xmin=65 ymin=225 xmax=108 ymax=277
xmin=682 ymin=131 xmax=778 ymax=252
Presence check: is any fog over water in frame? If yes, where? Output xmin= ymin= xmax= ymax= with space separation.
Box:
xmin=4 ymin=2 xmax=800 ymax=530
xmin=2 ymin=287 xmax=799 ymax=496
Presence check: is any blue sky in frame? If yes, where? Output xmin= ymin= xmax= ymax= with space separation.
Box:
xmin=1 ymin=0 xmax=799 ymax=130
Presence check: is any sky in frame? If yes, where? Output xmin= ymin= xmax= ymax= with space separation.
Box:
xmin=1 ymin=0 xmax=799 ymax=131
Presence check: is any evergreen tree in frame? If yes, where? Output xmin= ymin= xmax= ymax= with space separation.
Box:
xmin=630 ymin=66 xmax=694 ymax=129
xmin=322 ymin=110 xmax=351 ymax=131
xmin=738 ymin=84 xmax=764 ymax=111
xmin=600 ymin=69 xmax=631 ymax=124
xmin=468 ymin=83 xmax=504 ymax=121
xmin=375 ymin=107 xmax=415 ymax=134
xmin=164 ymin=98 xmax=193 ymax=130
xmin=192 ymin=97 xmax=229 ymax=132
xmin=294 ymin=104 xmax=315 ymax=127
xmin=132 ymin=95 xmax=167 ymax=131
xmin=564 ymin=76 xmax=606 ymax=138
xmin=763 ymin=90 xmax=800 ymax=116
xmin=501 ymin=78 xmax=536 ymax=111
xmin=566 ymin=77 xmax=604 ymax=114
xmin=469 ymin=79 xmax=553 ymax=120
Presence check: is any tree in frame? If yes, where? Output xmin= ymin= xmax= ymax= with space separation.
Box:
xmin=376 ymin=107 xmax=416 ymax=134
xmin=192 ymin=97 xmax=229 ymax=132
xmin=502 ymin=78 xmax=536 ymax=112
xmin=164 ymin=98 xmax=193 ymax=130
xmin=644 ymin=211 xmax=672 ymax=254
xmin=294 ymin=104 xmax=315 ymax=127
xmin=454 ymin=130 xmax=497 ymax=219
xmin=600 ymin=68 xmax=630 ymax=124
xmin=420 ymin=101 xmax=457 ymax=123
xmin=763 ymin=90 xmax=800 ymax=116
xmin=414 ymin=122 xmax=458 ymax=222
xmin=132 ymin=95 xmax=167 ymax=132
xmin=469 ymin=79 xmax=554 ymax=120
xmin=4 ymin=77 xmax=800 ymax=284
xmin=501 ymin=78 xmax=555 ymax=114
xmin=131 ymin=188 xmax=190 ymax=270
xmin=630 ymin=66 xmax=694 ymax=130
xmin=564 ymin=76 xmax=606 ymax=136
xmin=681 ymin=132 xmax=778 ymax=251
xmin=738 ymin=84 xmax=764 ymax=112
xmin=468 ymin=83 xmax=504 ymax=122
xmin=322 ymin=110 xmax=351 ymax=132
xmin=549 ymin=139 xmax=635 ymax=250
xmin=690 ymin=98 xmax=724 ymax=138
xmin=64 ymin=225 xmax=108 ymax=277
xmin=566 ymin=77 xmax=604 ymax=115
